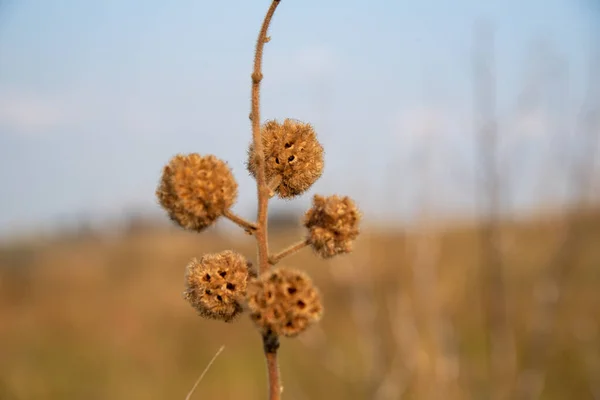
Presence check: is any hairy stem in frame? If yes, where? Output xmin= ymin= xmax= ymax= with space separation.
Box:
xmin=265 ymin=351 xmax=282 ymax=398
xmin=252 ymin=0 xmax=280 ymax=275
xmin=269 ymin=239 xmax=310 ymax=265
xmin=251 ymin=1 xmax=282 ymax=400
xmin=223 ymin=210 xmax=257 ymax=234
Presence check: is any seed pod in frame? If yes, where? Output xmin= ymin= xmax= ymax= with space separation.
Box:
xmin=247 ymin=119 xmax=324 ymax=198
xmin=303 ymin=194 xmax=361 ymax=258
xmin=183 ymin=250 xmax=253 ymax=322
xmin=157 ymin=153 xmax=237 ymax=231
xmin=247 ymin=268 xmax=323 ymax=337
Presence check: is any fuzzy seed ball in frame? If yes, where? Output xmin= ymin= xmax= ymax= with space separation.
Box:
xmin=184 ymin=250 xmax=253 ymax=322
xmin=303 ymin=194 xmax=361 ymax=259
xmin=156 ymin=154 xmax=237 ymax=231
xmin=247 ymin=119 xmax=324 ymax=198
xmin=247 ymin=268 xmax=323 ymax=337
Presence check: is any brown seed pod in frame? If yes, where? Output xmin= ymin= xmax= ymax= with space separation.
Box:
xmin=156 ymin=153 xmax=237 ymax=231
xmin=183 ymin=250 xmax=253 ymax=322
xmin=247 ymin=119 xmax=324 ymax=198
xmin=303 ymin=194 xmax=361 ymax=258
xmin=247 ymin=268 xmax=323 ymax=337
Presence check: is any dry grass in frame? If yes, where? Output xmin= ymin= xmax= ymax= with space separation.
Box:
xmin=0 ymin=208 xmax=599 ymax=399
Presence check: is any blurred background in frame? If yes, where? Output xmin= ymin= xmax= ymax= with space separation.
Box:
xmin=0 ymin=0 xmax=599 ymax=399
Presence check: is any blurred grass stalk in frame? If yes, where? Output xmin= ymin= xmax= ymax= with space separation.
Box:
xmin=472 ymin=22 xmax=517 ymax=400
xmin=515 ymin=39 xmax=600 ymax=400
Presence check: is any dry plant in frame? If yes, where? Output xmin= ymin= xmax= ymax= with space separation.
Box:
xmin=514 ymin=43 xmax=600 ymax=400
xmin=154 ymin=1 xmax=361 ymax=399
xmin=185 ymin=345 xmax=225 ymax=400
xmin=471 ymin=22 xmax=516 ymax=399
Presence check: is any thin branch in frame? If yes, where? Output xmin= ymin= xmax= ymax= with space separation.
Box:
xmin=269 ymin=239 xmax=310 ymax=265
xmin=185 ymin=345 xmax=225 ymax=400
xmin=223 ymin=210 xmax=258 ymax=234
xmin=471 ymin=22 xmax=516 ymax=399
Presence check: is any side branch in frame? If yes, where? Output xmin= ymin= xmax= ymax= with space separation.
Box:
xmin=223 ymin=210 xmax=257 ymax=234
xmin=269 ymin=239 xmax=310 ymax=265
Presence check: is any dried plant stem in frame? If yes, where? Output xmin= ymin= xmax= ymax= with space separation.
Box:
xmin=251 ymin=0 xmax=280 ymax=275
xmin=472 ymin=24 xmax=515 ymax=398
xmin=185 ymin=345 xmax=225 ymax=400
xmin=269 ymin=239 xmax=310 ymax=265
xmin=250 ymin=1 xmax=282 ymax=400
xmin=223 ymin=210 xmax=258 ymax=234
xmin=265 ymin=351 xmax=282 ymax=397
xmin=264 ymin=332 xmax=282 ymax=398
xmin=515 ymin=47 xmax=599 ymax=400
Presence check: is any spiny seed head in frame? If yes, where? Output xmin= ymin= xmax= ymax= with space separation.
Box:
xmin=184 ymin=250 xmax=253 ymax=322
xmin=247 ymin=268 xmax=323 ymax=337
xmin=156 ymin=153 xmax=237 ymax=231
xmin=303 ymin=194 xmax=361 ymax=259
xmin=247 ymin=119 xmax=324 ymax=198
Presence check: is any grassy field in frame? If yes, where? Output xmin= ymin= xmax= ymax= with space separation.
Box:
xmin=0 ymin=209 xmax=599 ymax=399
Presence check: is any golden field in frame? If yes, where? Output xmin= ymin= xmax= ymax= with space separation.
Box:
xmin=0 ymin=209 xmax=599 ymax=399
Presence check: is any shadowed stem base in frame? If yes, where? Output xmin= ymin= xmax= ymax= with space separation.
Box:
xmin=263 ymin=332 xmax=281 ymax=400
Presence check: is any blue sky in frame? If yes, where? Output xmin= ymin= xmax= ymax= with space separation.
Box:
xmin=0 ymin=0 xmax=598 ymax=238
